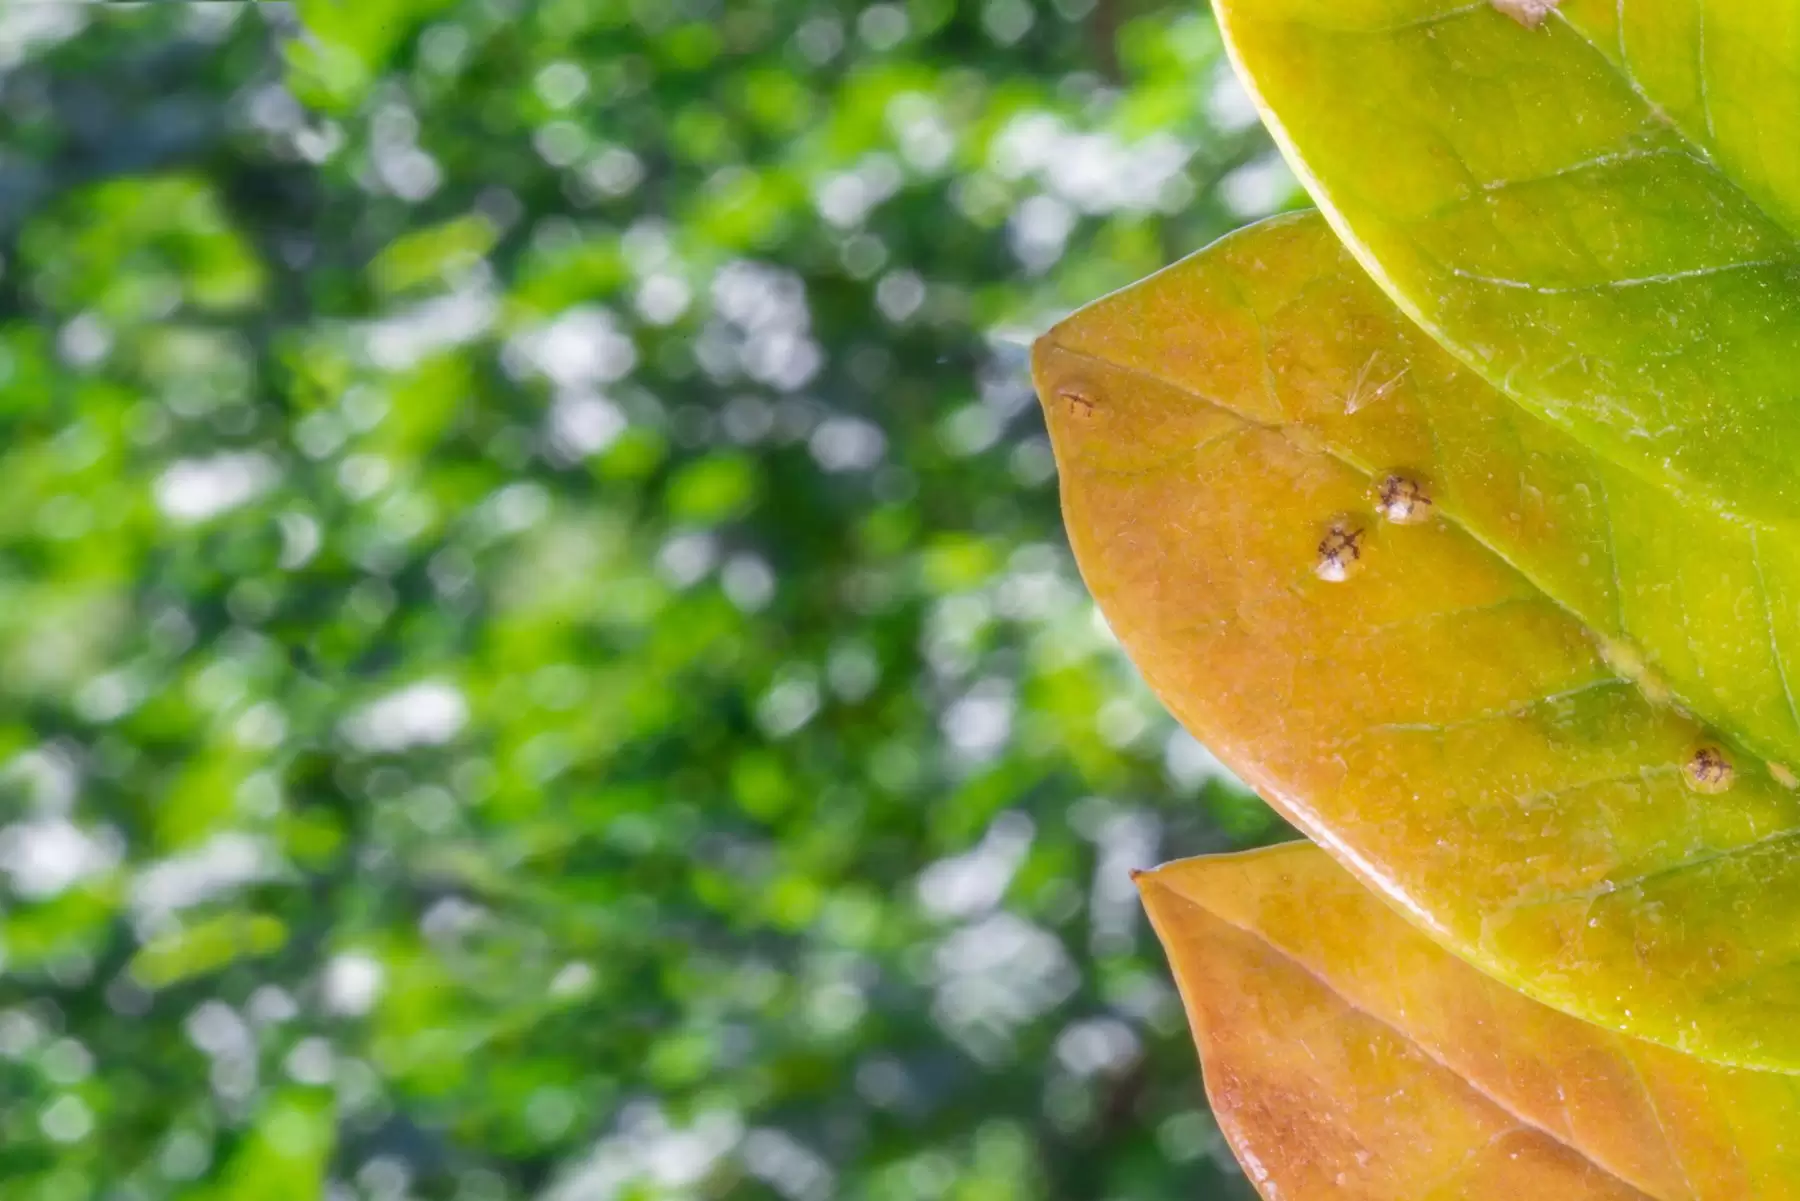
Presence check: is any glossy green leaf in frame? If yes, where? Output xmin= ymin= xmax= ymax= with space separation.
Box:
xmin=1557 ymin=1 xmax=1800 ymax=235
xmin=1034 ymin=211 xmax=1800 ymax=1068
xmin=1141 ymin=842 xmax=1800 ymax=1199
xmin=1214 ymin=0 xmax=1800 ymax=525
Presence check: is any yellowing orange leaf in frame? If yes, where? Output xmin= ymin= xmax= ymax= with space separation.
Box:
xmin=1139 ymin=842 xmax=1800 ymax=1198
xmin=1034 ymin=211 xmax=1800 ymax=1068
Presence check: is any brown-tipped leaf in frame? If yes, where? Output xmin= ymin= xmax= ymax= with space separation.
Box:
xmin=1036 ymin=212 xmax=1800 ymax=1068
xmin=1140 ymin=843 xmax=1800 ymax=1198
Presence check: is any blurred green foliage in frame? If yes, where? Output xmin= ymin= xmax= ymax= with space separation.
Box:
xmin=0 ymin=2 xmax=1295 ymax=1199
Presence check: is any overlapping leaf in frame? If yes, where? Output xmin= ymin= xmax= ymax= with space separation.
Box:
xmin=1034 ymin=212 xmax=1800 ymax=1067
xmin=1212 ymin=0 xmax=1800 ymax=534
xmin=1139 ymin=842 xmax=1800 ymax=1199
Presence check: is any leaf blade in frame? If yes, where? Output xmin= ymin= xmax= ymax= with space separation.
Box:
xmin=1558 ymin=0 xmax=1800 ymax=238
xmin=1045 ymin=210 xmax=1800 ymax=780
xmin=1035 ymin=212 xmax=1800 ymax=1067
xmin=1212 ymin=0 xmax=1800 ymax=525
xmin=1140 ymin=843 xmax=1800 ymax=1199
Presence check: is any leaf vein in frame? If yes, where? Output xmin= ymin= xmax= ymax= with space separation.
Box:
xmin=1449 ymin=256 xmax=1791 ymax=295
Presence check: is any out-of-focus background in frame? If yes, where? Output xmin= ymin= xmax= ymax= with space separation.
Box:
xmin=0 ymin=3 xmax=1303 ymax=1199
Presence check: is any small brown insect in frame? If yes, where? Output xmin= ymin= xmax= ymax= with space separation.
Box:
xmin=1060 ymin=388 xmax=1095 ymax=418
xmin=1374 ymin=474 xmax=1433 ymax=525
xmin=1315 ymin=519 xmax=1366 ymax=582
xmin=1684 ymin=745 xmax=1734 ymax=795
